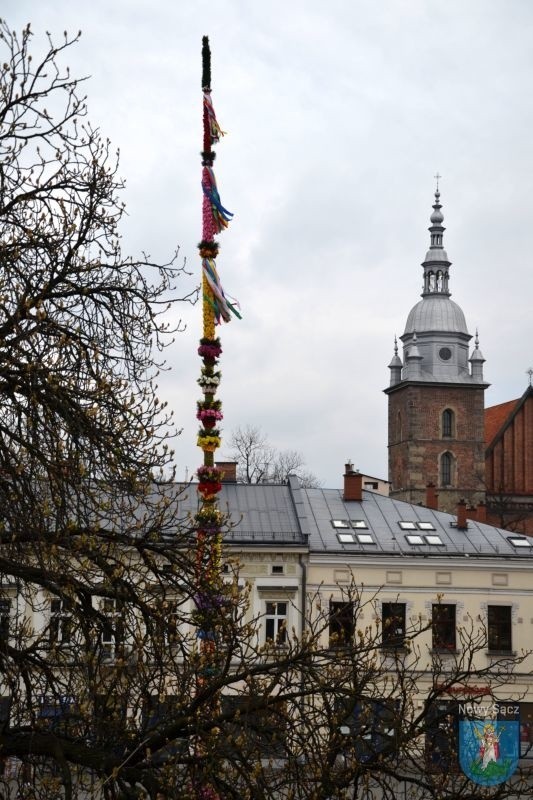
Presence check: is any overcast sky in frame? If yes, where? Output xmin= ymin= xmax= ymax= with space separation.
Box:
xmin=5 ymin=1 xmax=533 ymax=488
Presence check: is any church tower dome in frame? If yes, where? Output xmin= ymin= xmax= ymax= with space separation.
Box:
xmin=399 ymin=188 xmax=483 ymax=384
xmin=384 ymin=183 xmax=488 ymax=513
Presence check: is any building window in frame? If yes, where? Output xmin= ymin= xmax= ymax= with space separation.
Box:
xmin=265 ymin=601 xmax=287 ymax=644
xmin=519 ymin=703 xmax=533 ymax=758
xmin=432 ymin=604 xmax=456 ymax=651
xmin=49 ymin=598 xmax=72 ymax=646
xmin=440 ymin=451 xmax=454 ymax=487
xmin=162 ymin=599 xmax=179 ymax=646
xmin=95 ymin=694 xmax=127 ymax=742
xmin=341 ymin=699 xmax=398 ymax=763
xmin=221 ymin=696 xmax=287 ymax=759
xmin=0 ymin=599 xmax=10 ymax=650
xmin=39 ymin=695 xmax=75 ymax=735
xmin=381 ymin=602 xmax=406 ymax=648
xmin=101 ymin=598 xmax=124 ymax=660
xmin=487 ymin=605 xmax=512 ymax=652
xmin=442 ymin=409 xmax=454 ymax=438
xmin=329 ymin=601 xmax=355 ymax=647
xmin=398 ymin=521 xmax=417 ymax=530
xmin=337 ymin=532 xmax=355 ymax=543
xmin=426 ymin=700 xmax=458 ymax=772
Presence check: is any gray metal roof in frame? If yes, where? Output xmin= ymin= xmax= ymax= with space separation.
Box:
xmin=299 ymin=486 xmax=533 ymax=560
xmin=177 ymin=480 xmax=533 ymax=560
xmin=176 ymin=482 xmax=307 ymax=545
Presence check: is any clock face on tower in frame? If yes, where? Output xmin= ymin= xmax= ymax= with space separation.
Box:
xmin=439 ymin=346 xmax=452 ymax=361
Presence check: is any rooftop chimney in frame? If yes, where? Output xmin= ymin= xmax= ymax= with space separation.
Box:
xmin=456 ymin=498 xmax=468 ymax=530
xmin=425 ymin=482 xmax=439 ymax=511
xmin=215 ymin=461 xmax=237 ymax=483
xmin=343 ymin=462 xmax=363 ymax=502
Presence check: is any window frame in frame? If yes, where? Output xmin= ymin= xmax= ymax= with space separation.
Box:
xmin=49 ymin=597 xmax=72 ymax=647
xmin=341 ymin=698 xmax=398 ymax=763
xmin=440 ymin=451 xmax=454 ymax=487
xmin=101 ymin=598 xmax=125 ymax=660
xmin=329 ymin=600 xmax=356 ymax=648
xmin=381 ymin=602 xmax=406 ymax=648
xmin=221 ymin=695 xmax=288 ymax=759
xmin=264 ymin=601 xmax=288 ymax=645
xmin=0 ymin=598 xmax=10 ymax=650
xmin=442 ymin=409 xmax=454 ymax=439
xmin=431 ymin=604 xmax=456 ymax=651
xmin=425 ymin=700 xmax=459 ymax=773
xmin=487 ymin=605 xmax=512 ymax=653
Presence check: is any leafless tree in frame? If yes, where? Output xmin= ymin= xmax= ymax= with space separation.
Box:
xmin=228 ymin=425 xmax=322 ymax=487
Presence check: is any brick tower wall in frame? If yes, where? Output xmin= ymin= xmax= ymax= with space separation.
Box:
xmin=388 ymin=383 xmax=486 ymax=513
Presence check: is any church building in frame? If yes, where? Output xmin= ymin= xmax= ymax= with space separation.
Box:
xmin=384 ymin=189 xmax=487 ymax=514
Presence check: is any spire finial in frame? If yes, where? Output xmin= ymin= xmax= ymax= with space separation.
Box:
xmin=527 ymin=368 xmax=533 ymax=387
xmin=394 ymin=335 xmax=398 ymax=356
xmin=475 ymin=328 xmax=479 ymax=349
xmin=434 ymin=171 xmax=441 ymax=194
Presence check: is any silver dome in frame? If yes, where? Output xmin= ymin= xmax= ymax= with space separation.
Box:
xmin=404 ymin=296 xmax=469 ymax=335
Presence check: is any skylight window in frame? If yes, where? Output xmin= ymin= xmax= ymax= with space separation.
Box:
xmin=337 ymin=532 xmax=355 ymax=544
xmin=406 ymin=533 xmax=444 ymax=546
xmin=508 ymin=536 xmax=533 ymax=548
xmin=356 ymin=533 xmax=375 ymax=544
xmin=351 ymin=520 xmax=368 ymax=529
xmin=425 ymin=534 xmax=444 ymax=546
xmin=331 ymin=520 xmax=350 ymax=529
xmin=398 ymin=521 xmax=417 ymax=530
xmin=417 ymin=521 xmax=436 ymax=531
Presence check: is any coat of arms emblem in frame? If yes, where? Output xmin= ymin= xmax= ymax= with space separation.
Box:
xmin=459 ymin=702 xmax=520 ymax=786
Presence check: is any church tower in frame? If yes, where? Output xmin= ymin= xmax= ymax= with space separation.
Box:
xmin=384 ymin=187 xmax=488 ymax=513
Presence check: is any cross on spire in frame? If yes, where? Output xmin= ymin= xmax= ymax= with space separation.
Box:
xmin=527 ymin=367 xmax=533 ymax=387
xmin=434 ymin=172 xmax=441 ymax=192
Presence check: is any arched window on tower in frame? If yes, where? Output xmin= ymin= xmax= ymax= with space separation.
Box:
xmin=440 ymin=452 xmax=455 ymax=487
xmin=442 ymin=409 xmax=454 ymax=439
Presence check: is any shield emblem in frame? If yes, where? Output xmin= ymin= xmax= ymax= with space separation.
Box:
xmin=459 ymin=702 xmax=520 ymax=786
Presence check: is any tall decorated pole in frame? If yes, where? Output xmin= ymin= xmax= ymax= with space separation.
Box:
xmin=193 ymin=36 xmax=239 ymax=799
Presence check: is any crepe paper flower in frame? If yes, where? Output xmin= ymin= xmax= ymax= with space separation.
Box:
xmin=197 ymin=434 xmax=221 ymax=452
xmin=198 ymin=481 xmax=222 ymax=497
xmin=197 ymin=465 xmax=224 ymax=482
xmin=198 ymin=424 xmax=220 ymax=435
xmin=197 ymin=374 xmax=221 ymax=392
xmin=197 ymin=527 xmax=220 ymax=538
xmin=196 ymin=408 xmax=224 ymax=422
xmin=197 ymin=397 xmax=222 ymax=411
xmin=199 ymin=366 xmax=221 ymax=378
xmin=198 ymin=342 xmax=222 ymax=359
xmin=198 ymin=240 xmax=220 ymax=258
xmin=196 ymin=507 xmax=223 ymax=526
xmin=194 ymin=592 xmax=227 ymax=611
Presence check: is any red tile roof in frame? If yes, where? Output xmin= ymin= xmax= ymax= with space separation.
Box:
xmin=485 ymin=399 xmax=520 ymax=445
